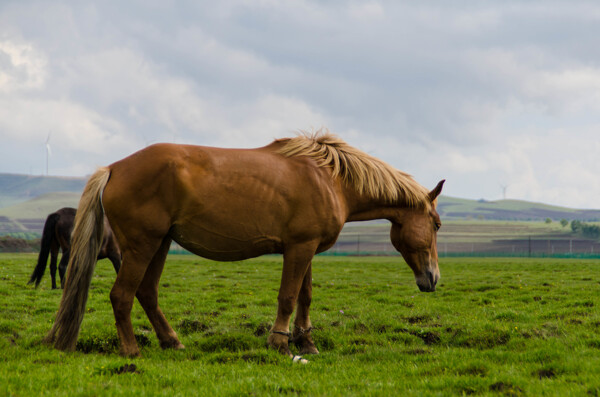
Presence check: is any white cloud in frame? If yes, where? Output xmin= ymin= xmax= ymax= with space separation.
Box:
xmin=0 ymin=97 xmax=135 ymax=151
xmin=213 ymin=94 xmax=331 ymax=148
xmin=0 ymin=40 xmax=46 ymax=92
xmin=526 ymin=67 xmax=600 ymax=114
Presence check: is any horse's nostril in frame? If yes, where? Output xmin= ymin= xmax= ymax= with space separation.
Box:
xmin=417 ymin=271 xmax=437 ymax=292
xmin=427 ymin=270 xmax=436 ymax=286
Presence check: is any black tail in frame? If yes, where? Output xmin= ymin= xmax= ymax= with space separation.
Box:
xmin=28 ymin=213 xmax=60 ymax=287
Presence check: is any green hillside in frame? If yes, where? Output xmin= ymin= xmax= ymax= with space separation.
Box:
xmin=0 ymin=173 xmax=85 ymax=208
xmin=437 ymin=196 xmax=600 ymax=221
xmin=0 ymin=192 xmax=80 ymax=219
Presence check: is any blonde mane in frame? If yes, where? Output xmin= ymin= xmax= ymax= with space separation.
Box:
xmin=276 ymin=130 xmax=430 ymax=208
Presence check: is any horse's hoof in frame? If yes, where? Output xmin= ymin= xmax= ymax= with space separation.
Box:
xmin=292 ymin=329 xmax=319 ymax=355
xmin=299 ymin=345 xmax=319 ymax=355
xmin=175 ymin=343 xmax=185 ymax=350
xmin=119 ymin=349 xmax=141 ymax=358
xmin=160 ymin=339 xmax=185 ymax=350
xmin=267 ymin=333 xmax=292 ymax=356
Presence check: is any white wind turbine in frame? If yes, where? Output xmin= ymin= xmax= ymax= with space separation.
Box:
xmin=45 ymin=133 xmax=51 ymax=175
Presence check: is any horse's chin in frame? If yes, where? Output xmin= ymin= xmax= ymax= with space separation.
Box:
xmin=417 ymin=283 xmax=436 ymax=292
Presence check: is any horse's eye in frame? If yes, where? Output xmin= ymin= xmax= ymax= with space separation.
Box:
xmin=435 ymin=223 xmax=441 ymax=231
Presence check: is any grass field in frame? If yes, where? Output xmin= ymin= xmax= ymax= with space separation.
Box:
xmin=1 ymin=253 xmax=599 ymax=396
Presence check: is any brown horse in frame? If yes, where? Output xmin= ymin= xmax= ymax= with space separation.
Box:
xmin=28 ymin=207 xmax=121 ymax=289
xmin=45 ymin=132 xmax=444 ymax=359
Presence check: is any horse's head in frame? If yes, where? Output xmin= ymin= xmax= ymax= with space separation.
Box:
xmin=390 ymin=180 xmax=445 ymax=292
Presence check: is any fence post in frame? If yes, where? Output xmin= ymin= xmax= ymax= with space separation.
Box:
xmin=570 ymin=239 xmax=573 ymax=254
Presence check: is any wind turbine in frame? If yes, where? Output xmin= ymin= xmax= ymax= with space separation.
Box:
xmin=500 ymin=184 xmax=508 ymax=200
xmin=45 ymin=133 xmax=51 ymax=175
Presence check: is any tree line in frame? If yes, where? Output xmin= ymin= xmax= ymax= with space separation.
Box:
xmin=571 ymin=220 xmax=600 ymax=239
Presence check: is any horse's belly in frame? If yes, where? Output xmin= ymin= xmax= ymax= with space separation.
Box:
xmin=170 ymin=225 xmax=283 ymax=261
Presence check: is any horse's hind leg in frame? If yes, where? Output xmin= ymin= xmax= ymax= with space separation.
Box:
xmin=107 ymin=249 xmax=121 ymax=274
xmin=110 ymin=243 xmax=161 ymax=357
xmin=135 ymin=237 xmax=184 ymax=350
xmin=58 ymin=249 xmax=69 ymax=289
xmin=49 ymin=244 xmax=59 ymax=289
xmin=292 ymin=261 xmax=319 ymax=355
xmin=268 ymin=243 xmax=316 ymax=357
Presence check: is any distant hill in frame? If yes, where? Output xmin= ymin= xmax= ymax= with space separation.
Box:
xmin=0 ymin=173 xmax=86 ymax=208
xmin=438 ymin=196 xmax=600 ymax=221
xmin=0 ymin=173 xmax=86 ymax=236
xmin=0 ymin=192 xmax=80 ymax=219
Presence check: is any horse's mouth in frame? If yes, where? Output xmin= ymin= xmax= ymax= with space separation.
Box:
xmin=416 ymin=270 xmax=438 ymax=292
xmin=417 ymin=283 xmax=436 ymax=292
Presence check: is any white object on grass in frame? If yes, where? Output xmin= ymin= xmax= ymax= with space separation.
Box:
xmin=292 ymin=355 xmax=308 ymax=364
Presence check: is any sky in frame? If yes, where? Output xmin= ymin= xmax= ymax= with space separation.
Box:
xmin=1 ymin=1 xmax=599 ymax=209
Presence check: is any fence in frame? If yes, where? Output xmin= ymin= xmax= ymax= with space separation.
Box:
xmin=170 ymin=236 xmax=600 ymax=258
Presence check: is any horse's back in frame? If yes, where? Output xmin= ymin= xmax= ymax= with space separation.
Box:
xmin=102 ymin=143 xmax=346 ymax=260
xmin=105 ymin=142 xmax=337 ymax=210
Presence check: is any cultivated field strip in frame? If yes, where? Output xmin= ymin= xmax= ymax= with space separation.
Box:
xmin=331 ymin=220 xmax=600 ymax=256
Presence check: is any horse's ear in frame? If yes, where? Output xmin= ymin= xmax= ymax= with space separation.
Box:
xmin=429 ymin=180 xmax=445 ymax=201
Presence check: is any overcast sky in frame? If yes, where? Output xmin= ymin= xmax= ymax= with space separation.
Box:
xmin=1 ymin=1 xmax=599 ymax=208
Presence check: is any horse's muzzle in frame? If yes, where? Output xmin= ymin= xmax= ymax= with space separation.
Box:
xmin=416 ymin=270 xmax=438 ymax=292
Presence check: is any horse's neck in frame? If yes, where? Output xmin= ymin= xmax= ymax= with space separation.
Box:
xmin=344 ymin=189 xmax=406 ymax=223
xmin=347 ymin=206 xmax=405 ymax=222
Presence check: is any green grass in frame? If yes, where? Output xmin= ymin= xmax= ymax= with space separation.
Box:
xmin=1 ymin=254 xmax=599 ymax=396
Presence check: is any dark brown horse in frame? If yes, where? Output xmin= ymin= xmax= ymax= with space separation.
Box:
xmin=45 ymin=132 xmax=444 ymax=360
xmin=28 ymin=207 xmax=121 ymax=289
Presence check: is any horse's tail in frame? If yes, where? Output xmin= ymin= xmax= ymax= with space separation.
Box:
xmin=44 ymin=167 xmax=111 ymax=351
xmin=28 ymin=212 xmax=60 ymax=287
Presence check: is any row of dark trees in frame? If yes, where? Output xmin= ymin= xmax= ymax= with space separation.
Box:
xmin=571 ymin=220 xmax=600 ymax=239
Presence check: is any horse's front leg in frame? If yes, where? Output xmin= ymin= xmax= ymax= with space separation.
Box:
xmin=268 ymin=244 xmax=316 ymax=357
xmin=292 ymin=261 xmax=319 ymax=355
